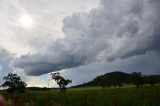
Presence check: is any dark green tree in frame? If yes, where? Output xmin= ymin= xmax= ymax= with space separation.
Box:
xmin=51 ymin=72 xmax=72 ymax=92
xmin=117 ymin=80 xmax=123 ymax=88
xmin=131 ymin=72 xmax=144 ymax=87
xmin=1 ymin=73 xmax=27 ymax=93
xmin=147 ymin=76 xmax=156 ymax=87
xmin=106 ymin=80 xmax=112 ymax=88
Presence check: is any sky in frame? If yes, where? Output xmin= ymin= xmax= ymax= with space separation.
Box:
xmin=0 ymin=0 xmax=160 ymax=87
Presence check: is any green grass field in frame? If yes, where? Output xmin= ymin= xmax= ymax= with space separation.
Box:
xmin=1 ymin=86 xmax=160 ymax=106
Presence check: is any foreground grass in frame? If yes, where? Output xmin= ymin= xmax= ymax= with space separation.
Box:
xmin=1 ymin=86 xmax=160 ymax=106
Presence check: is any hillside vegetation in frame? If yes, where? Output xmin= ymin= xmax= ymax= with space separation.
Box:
xmin=75 ymin=71 xmax=160 ymax=88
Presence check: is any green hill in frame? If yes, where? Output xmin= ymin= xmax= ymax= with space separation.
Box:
xmin=75 ymin=71 xmax=160 ymax=87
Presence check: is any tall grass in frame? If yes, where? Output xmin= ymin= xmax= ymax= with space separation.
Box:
xmin=1 ymin=86 xmax=160 ymax=106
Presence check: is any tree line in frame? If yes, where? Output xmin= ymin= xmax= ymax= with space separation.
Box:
xmin=0 ymin=71 xmax=159 ymax=93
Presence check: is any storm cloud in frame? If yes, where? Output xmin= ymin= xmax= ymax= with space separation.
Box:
xmin=0 ymin=47 xmax=13 ymax=84
xmin=13 ymin=0 xmax=160 ymax=76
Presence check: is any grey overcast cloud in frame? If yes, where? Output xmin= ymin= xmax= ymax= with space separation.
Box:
xmin=0 ymin=0 xmax=160 ymax=87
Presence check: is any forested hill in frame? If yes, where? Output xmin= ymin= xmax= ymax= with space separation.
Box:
xmin=74 ymin=71 xmax=160 ymax=87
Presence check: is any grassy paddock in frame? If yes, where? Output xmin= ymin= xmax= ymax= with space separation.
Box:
xmin=0 ymin=86 xmax=160 ymax=106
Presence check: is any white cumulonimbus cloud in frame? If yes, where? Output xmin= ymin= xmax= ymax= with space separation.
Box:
xmin=13 ymin=0 xmax=160 ymax=76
